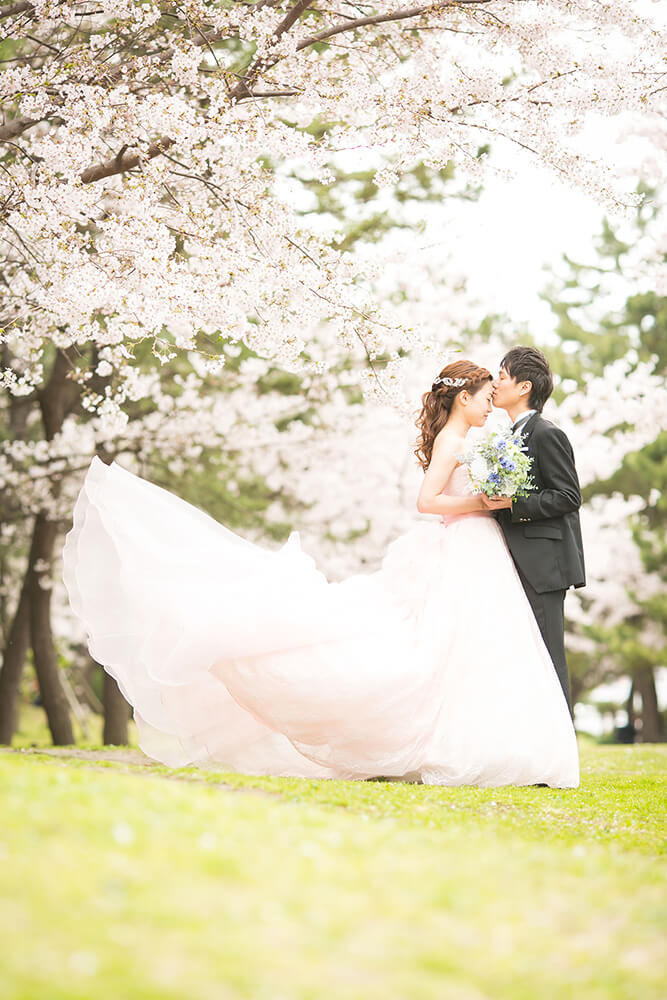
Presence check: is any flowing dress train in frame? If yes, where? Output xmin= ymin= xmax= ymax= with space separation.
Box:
xmin=62 ymin=458 xmax=579 ymax=787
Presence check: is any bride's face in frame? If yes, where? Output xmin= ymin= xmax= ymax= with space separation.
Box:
xmin=464 ymin=381 xmax=494 ymax=427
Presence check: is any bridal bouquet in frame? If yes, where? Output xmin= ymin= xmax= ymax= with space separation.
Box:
xmin=462 ymin=427 xmax=535 ymax=500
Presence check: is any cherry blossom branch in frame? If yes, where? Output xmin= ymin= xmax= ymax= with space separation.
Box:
xmin=237 ymin=87 xmax=302 ymax=100
xmin=230 ymin=0 xmax=313 ymax=99
xmin=0 ymin=0 xmax=490 ymax=183
xmin=79 ymin=136 xmax=175 ymax=184
xmin=71 ymin=2 xmax=312 ymax=179
xmin=0 ymin=115 xmax=58 ymax=141
xmin=0 ymin=1 xmax=36 ymax=17
xmin=296 ymin=0 xmax=488 ymax=49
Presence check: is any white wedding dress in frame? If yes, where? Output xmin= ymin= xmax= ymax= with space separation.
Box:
xmin=62 ymin=457 xmax=579 ymax=787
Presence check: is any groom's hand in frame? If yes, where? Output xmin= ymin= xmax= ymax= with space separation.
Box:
xmin=481 ymin=494 xmax=513 ymax=510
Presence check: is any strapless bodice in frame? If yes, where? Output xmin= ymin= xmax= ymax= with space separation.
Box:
xmin=443 ymin=464 xmax=474 ymax=497
xmin=440 ymin=465 xmax=491 ymax=526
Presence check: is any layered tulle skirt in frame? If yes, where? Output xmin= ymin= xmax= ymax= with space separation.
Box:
xmin=62 ymin=458 xmax=579 ymax=787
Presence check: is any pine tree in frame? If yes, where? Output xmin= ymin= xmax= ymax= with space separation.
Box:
xmin=542 ymin=194 xmax=666 ymax=741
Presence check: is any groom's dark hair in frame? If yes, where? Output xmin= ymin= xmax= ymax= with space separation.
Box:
xmin=500 ymin=346 xmax=553 ymax=412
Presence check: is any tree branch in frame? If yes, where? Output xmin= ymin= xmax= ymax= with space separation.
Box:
xmin=0 ymin=1 xmax=35 ymax=17
xmin=296 ymin=0 xmax=485 ymax=50
xmin=230 ymin=0 xmax=312 ymax=99
xmin=79 ymin=136 xmax=174 ymax=184
xmin=0 ymin=114 xmax=57 ymax=141
xmin=238 ymin=87 xmax=302 ymax=100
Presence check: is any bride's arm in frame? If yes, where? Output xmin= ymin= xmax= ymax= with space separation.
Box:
xmin=417 ymin=435 xmax=486 ymax=516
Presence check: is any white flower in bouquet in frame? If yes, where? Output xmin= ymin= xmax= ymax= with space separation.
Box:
xmin=461 ymin=427 xmax=535 ymax=500
xmin=469 ymin=455 xmax=490 ymax=484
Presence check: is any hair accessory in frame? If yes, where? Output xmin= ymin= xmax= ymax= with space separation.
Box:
xmin=432 ymin=376 xmax=467 ymax=389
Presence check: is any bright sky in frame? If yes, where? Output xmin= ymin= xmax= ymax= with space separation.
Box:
xmin=345 ymin=122 xmax=652 ymax=348
xmin=411 ymin=118 xmax=657 ymax=341
xmin=441 ymin=164 xmax=605 ymax=334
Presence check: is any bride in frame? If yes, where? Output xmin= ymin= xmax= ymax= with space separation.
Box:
xmin=63 ymin=360 xmax=579 ymax=787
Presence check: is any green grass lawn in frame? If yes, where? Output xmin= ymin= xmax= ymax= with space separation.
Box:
xmin=1 ymin=741 xmax=665 ymax=1000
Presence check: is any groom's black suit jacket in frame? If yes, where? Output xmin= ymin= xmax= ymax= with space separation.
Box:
xmin=496 ymin=413 xmax=586 ymax=595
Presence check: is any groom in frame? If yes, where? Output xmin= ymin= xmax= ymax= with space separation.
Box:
xmin=487 ymin=346 xmax=585 ymax=716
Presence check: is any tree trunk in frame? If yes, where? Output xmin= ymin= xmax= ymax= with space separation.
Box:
xmin=25 ymin=347 xmax=84 ymax=745
xmin=103 ymin=672 xmax=130 ymax=745
xmin=634 ymin=666 xmax=664 ymax=743
xmin=626 ymin=680 xmax=636 ymax=728
xmin=28 ymin=515 xmax=74 ymax=745
xmin=0 ymin=574 xmax=31 ymax=743
xmin=79 ymin=657 xmax=104 ymax=714
xmin=622 ymin=680 xmax=637 ymax=744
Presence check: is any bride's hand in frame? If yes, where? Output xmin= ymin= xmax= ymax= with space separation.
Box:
xmin=480 ymin=494 xmax=513 ymax=510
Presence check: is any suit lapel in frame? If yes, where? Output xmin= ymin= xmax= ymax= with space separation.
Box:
xmin=517 ymin=412 xmax=540 ymax=448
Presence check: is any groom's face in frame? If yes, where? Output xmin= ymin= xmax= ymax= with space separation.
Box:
xmin=492 ymin=367 xmax=527 ymax=411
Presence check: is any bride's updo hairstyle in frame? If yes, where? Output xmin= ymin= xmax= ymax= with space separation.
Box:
xmin=415 ymin=360 xmax=492 ymax=470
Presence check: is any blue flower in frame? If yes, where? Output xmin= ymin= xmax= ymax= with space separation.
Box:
xmin=488 ymin=471 xmax=501 ymax=484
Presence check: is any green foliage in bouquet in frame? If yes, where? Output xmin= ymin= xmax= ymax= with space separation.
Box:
xmin=463 ymin=428 xmax=536 ymax=500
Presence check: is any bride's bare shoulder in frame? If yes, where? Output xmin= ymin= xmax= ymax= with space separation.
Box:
xmin=432 ymin=427 xmax=466 ymax=460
